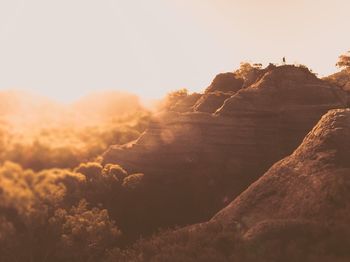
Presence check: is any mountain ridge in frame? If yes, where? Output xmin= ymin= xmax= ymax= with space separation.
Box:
xmin=102 ymin=64 xmax=348 ymax=232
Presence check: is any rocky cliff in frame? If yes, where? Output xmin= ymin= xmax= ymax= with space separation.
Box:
xmin=103 ymin=65 xmax=347 ymax=227
xmin=324 ymin=68 xmax=350 ymax=92
xmin=110 ymin=108 xmax=350 ymax=262
xmin=213 ymin=108 xmax=350 ymax=225
xmin=200 ymin=108 xmax=350 ymax=261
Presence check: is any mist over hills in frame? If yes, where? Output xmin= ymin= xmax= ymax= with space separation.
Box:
xmin=0 ymin=90 xmax=150 ymax=170
xmin=1 ymin=62 xmax=350 ymax=261
xmin=0 ymin=90 xmax=143 ymax=120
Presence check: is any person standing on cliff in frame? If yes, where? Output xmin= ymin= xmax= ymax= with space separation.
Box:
xmin=282 ymin=57 xmax=286 ymax=64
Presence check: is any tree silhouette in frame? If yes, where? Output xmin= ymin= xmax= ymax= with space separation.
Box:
xmin=336 ymin=50 xmax=350 ymax=69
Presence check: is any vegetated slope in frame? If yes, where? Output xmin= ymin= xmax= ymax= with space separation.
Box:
xmin=102 ymin=64 xmax=348 ymax=235
xmin=110 ymin=109 xmax=350 ymax=262
xmin=0 ymin=90 xmax=151 ymax=261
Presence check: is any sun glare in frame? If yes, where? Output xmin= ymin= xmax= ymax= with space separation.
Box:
xmin=1 ymin=1 xmax=350 ymax=261
xmin=0 ymin=0 xmax=349 ymax=101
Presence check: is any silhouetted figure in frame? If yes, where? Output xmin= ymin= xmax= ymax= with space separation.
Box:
xmin=283 ymin=57 xmax=286 ymax=64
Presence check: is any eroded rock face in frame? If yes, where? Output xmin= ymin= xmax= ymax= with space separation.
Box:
xmin=218 ymin=65 xmax=344 ymax=116
xmin=121 ymin=109 xmax=350 ymax=261
xmin=205 ymin=72 xmax=243 ymax=93
xmin=168 ymin=93 xmax=202 ymax=113
xmin=103 ymin=65 xmax=347 ymax=228
xmin=324 ymin=68 xmax=350 ymax=92
xmin=193 ymin=92 xmax=231 ymax=113
xmin=202 ymin=109 xmax=350 ymax=261
xmin=213 ymin=109 xmax=350 ymax=226
xmin=167 ymin=72 xmax=244 ymax=114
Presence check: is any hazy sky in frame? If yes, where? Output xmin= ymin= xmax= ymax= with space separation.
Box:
xmin=0 ymin=0 xmax=349 ymax=102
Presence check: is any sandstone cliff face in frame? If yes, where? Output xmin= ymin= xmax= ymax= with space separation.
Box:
xmin=167 ymin=72 xmax=244 ymax=114
xmin=168 ymin=72 xmax=244 ymax=114
xmin=168 ymin=93 xmax=202 ymax=113
xmin=193 ymin=92 xmax=231 ymax=113
xmin=118 ymin=109 xmax=350 ymax=262
xmin=324 ymin=68 xmax=350 ymax=92
xmin=196 ymin=109 xmax=350 ymax=261
xmin=205 ymin=72 xmax=243 ymax=93
xmin=103 ymin=65 xmax=347 ymax=227
xmin=213 ymin=109 xmax=350 ymax=226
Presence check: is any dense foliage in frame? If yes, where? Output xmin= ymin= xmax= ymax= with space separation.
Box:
xmin=336 ymin=50 xmax=350 ymax=69
xmin=0 ymin=91 xmax=153 ymax=261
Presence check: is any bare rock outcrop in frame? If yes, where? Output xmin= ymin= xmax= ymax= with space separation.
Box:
xmin=103 ymin=65 xmax=347 ymax=228
xmin=193 ymin=92 xmax=231 ymax=113
xmin=197 ymin=109 xmax=350 ymax=261
xmin=121 ymin=109 xmax=350 ymax=261
xmin=205 ymin=72 xmax=243 ymax=93
xmin=168 ymin=92 xmax=202 ymax=113
xmin=324 ymin=68 xmax=350 ymax=92
xmin=166 ymin=72 xmax=244 ymax=114
xmin=213 ymin=108 xmax=350 ymax=225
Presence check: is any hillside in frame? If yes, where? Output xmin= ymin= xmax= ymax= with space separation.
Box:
xmin=102 ymin=64 xmax=347 ymax=233
xmin=213 ymin=108 xmax=350 ymax=225
xmin=1 ymin=64 xmax=350 ymax=262
xmin=324 ymin=68 xmax=350 ymax=92
xmin=112 ymin=108 xmax=350 ymax=262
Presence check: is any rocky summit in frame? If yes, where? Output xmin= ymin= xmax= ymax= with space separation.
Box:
xmin=103 ymin=65 xmax=348 ymax=228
